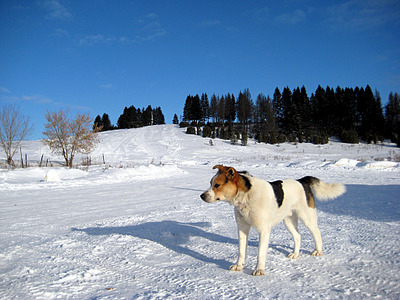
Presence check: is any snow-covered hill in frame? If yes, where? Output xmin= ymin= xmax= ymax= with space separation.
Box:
xmin=1 ymin=125 xmax=399 ymax=299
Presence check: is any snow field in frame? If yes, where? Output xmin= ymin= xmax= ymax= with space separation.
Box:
xmin=1 ymin=125 xmax=400 ymax=299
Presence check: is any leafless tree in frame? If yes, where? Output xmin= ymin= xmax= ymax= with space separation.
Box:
xmin=43 ymin=109 xmax=100 ymax=168
xmin=0 ymin=105 xmax=34 ymax=165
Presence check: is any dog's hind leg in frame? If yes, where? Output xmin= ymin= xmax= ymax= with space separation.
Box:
xmin=284 ymin=212 xmax=301 ymax=259
xmin=230 ymin=209 xmax=250 ymax=272
xmin=298 ymin=208 xmax=323 ymax=256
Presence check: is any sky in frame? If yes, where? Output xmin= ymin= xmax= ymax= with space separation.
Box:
xmin=1 ymin=0 xmax=400 ymax=140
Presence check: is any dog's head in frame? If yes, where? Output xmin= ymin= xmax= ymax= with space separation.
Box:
xmin=200 ymin=165 xmax=241 ymax=203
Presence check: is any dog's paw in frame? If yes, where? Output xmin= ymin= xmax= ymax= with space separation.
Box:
xmin=229 ymin=264 xmax=244 ymax=272
xmin=288 ymin=252 xmax=299 ymax=259
xmin=311 ymin=250 xmax=322 ymax=256
xmin=252 ymin=269 xmax=265 ymax=276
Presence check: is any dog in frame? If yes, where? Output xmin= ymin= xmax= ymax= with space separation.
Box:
xmin=200 ymin=165 xmax=346 ymax=276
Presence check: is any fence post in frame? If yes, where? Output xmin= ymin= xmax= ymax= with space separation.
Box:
xmin=20 ymin=147 xmax=24 ymax=168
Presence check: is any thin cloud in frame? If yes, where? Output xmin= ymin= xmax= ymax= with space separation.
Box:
xmin=326 ymin=0 xmax=400 ymax=31
xmin=53 ymin=102 xmax=91 ymax=111
xmin=273 ymin=9 xmax=306 ymax=25
xmin=78 ymin=34 xmax=135 ymax=46
xmin=100 ymin=83 xmax=114 ymax=89
xmin=77 ymin=13 xmax=166 ymax=47
xmin=199 ymin=20 xmax=221 ymax=27
xmin=40 ymin=0 xmax=72 ymax=20
xmin=53 ymin=28 xmax=70 ymax=38
xmin=137 ymin=13 xmax=167 ymax=41
xmin=22 ymin=95 xmax=52 ymax=104
xmin=249 ymin=6 xmax=270 ymax=22
xmin=0 ymin=87 xmax=11 ymax=94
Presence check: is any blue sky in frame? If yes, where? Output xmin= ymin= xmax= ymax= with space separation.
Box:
xmin=1 ymin=0 xmax=400 ymax=140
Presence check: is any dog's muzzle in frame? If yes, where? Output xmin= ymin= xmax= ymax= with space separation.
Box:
xmin=200 ymin=192 xmax=207 ymax=201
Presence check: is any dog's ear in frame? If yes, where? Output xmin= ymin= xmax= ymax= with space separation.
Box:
xmin=226 ymin=167 xmax=236 ymax=179
xmin=213 ymin=165 xmax=225 ymax=172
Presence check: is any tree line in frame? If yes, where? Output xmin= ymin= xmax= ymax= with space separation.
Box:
xmin=94 ymin=105 xmax=165 ymax=131
xmin=182 ymin=86 xmax=400 ymax=146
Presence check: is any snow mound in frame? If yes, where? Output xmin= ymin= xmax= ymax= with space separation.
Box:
xmin=88 ymin=164 xmax=186 ymax=183
xmin=361 ymin=161 xmax=399 ymax=169
xmin=334 ymin=158 xmax=360 ymax=167
xmin=333 ymin=158 xmax=399 ymax=169
xmin=44 ymin=169 xmax=61 ymax=182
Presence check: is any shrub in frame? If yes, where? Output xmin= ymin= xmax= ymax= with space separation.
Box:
xmin=203 ymin=125 xmax=212 ymax=138
xmin=179 ymin=121 xmax=189 ymax=128
xmin=339 ymin=129 xmax=360 ymax=144
xmin=186 ymin=127 xmax=196 ymax=134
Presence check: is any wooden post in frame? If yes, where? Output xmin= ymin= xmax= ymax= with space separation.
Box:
xmin=20 ymin=147 xmax=24 ymax=168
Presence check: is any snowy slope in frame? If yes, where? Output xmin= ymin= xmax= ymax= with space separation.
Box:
xmin=1 ymin=125 xmax=399 ymax=299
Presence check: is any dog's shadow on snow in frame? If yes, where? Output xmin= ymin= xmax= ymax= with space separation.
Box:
xmin=73 ymin=221 xmax=260 ymax=270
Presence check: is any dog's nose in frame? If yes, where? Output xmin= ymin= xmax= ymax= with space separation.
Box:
xmin=200 ymin=193 xmax=206 ymax=200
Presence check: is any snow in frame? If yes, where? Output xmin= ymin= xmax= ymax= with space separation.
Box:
xmin=1 ymin=124 xmax=399 ymax=299
xmin=44 ymin=169 xmax=61 ymax=182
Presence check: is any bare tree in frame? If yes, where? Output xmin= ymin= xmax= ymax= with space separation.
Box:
xmin=0 ymin=105 xmax=34 ymax=165
xmin=43 ymin=109 xmax=100 ymax=168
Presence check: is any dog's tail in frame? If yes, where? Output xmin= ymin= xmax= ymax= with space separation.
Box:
xmin=299 ymin=176 xmax=346 ymax=201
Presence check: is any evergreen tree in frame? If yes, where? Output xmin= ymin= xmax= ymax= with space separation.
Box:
xmin=153 ymin=107 xmax=165 ymax=125
xmin=142 ymin=105 xmax=153 ymax=126
xmin=173 ymin=113 xmax=179 ymax=124
xmin=273 ymin=87 xmax=283 ymax=128
xmin=217 ymin=95 xmax=225 ymax=123
xmin=94 ymin=115 xmax=102 ymax=130
xmin=117 ymin=105 xmax=140 ymax=129
xmin=183 ymin=95 xmax=192 ymax=122
xmin=101 ymin=113 xmax=112 ymax=131
xmin=200 ymin=93 xmax=210 ymax=122
xmin=385 ymin=92 xmax=400 ymax=143
xmin=210 ymin=94 xmax=218 ymax=123
xmin=358 ymin=85 xmax=385 ymax=143
xmin=225 ymin=93 xmax=236 ymax=123
xmin=255 ymin=93 xmax=278 ymax=143
xmin=281 ymin=87 xmax=293 ymax=134
xmin=191 ymin=94 xmax=202 ymax=122
xmin=237 ymin=89 xmax=253 ymax=129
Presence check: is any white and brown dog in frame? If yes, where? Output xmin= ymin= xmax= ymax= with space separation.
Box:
xmin=200 ymin=165 xmax=346 ymax=276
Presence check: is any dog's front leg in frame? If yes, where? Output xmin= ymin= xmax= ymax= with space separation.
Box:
xmin=230 ymin=209 xmax=250 ymax=272
xmin=253 ymin=229 xmax=271 ymax=276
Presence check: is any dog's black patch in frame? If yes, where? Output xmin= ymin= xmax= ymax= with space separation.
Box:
xmin=239 ymin=174 xmax=252 ymax=191
xmin=297 ymin=176 xmax=319 ymax=208
xmin=270 ymin=180 xmax=284 ymax=207
xmin=238 ymin=171 xmax=252 ymax=176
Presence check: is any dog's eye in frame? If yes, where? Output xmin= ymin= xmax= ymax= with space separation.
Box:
xmin=214 ymin=184 xmax=220 ymax=188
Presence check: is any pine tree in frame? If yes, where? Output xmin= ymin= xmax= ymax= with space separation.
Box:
xmin=217 ymin=95 xmax=225 ymax=123
xmin=385 ymin=92 xmax=400 ymax=143
xmin=237 ymin=89 xmax=253 ymax=129
xmin=210 ymin=94 xmax=218 ymax=123
xmin=101 ymin=113 xmax=112 ymax=131
xmin=225 ymin=93 xmax=236 ymax=123
xmin=200 ymin=93 xmax=210 ymax=122
xmin=183 ymin=95 xmax=192 ymax=122
xmin=358 ymin=85 xmax=385 ymax=143
xmin=173 ymin=114 xmax=179 ymax=124
xmin=281 ymin=87 xmax=293 ymax=135
xmin=273 ymin=87 xmax=283 ymax=128
xmin=94 ymin=115 xmax=102 ymax=130
xmin=153 ymin=107 xmax=165 ymax=125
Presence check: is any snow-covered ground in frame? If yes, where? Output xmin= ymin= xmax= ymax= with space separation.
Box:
xmin=1 ymin=125 xmax=399 ymax=299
